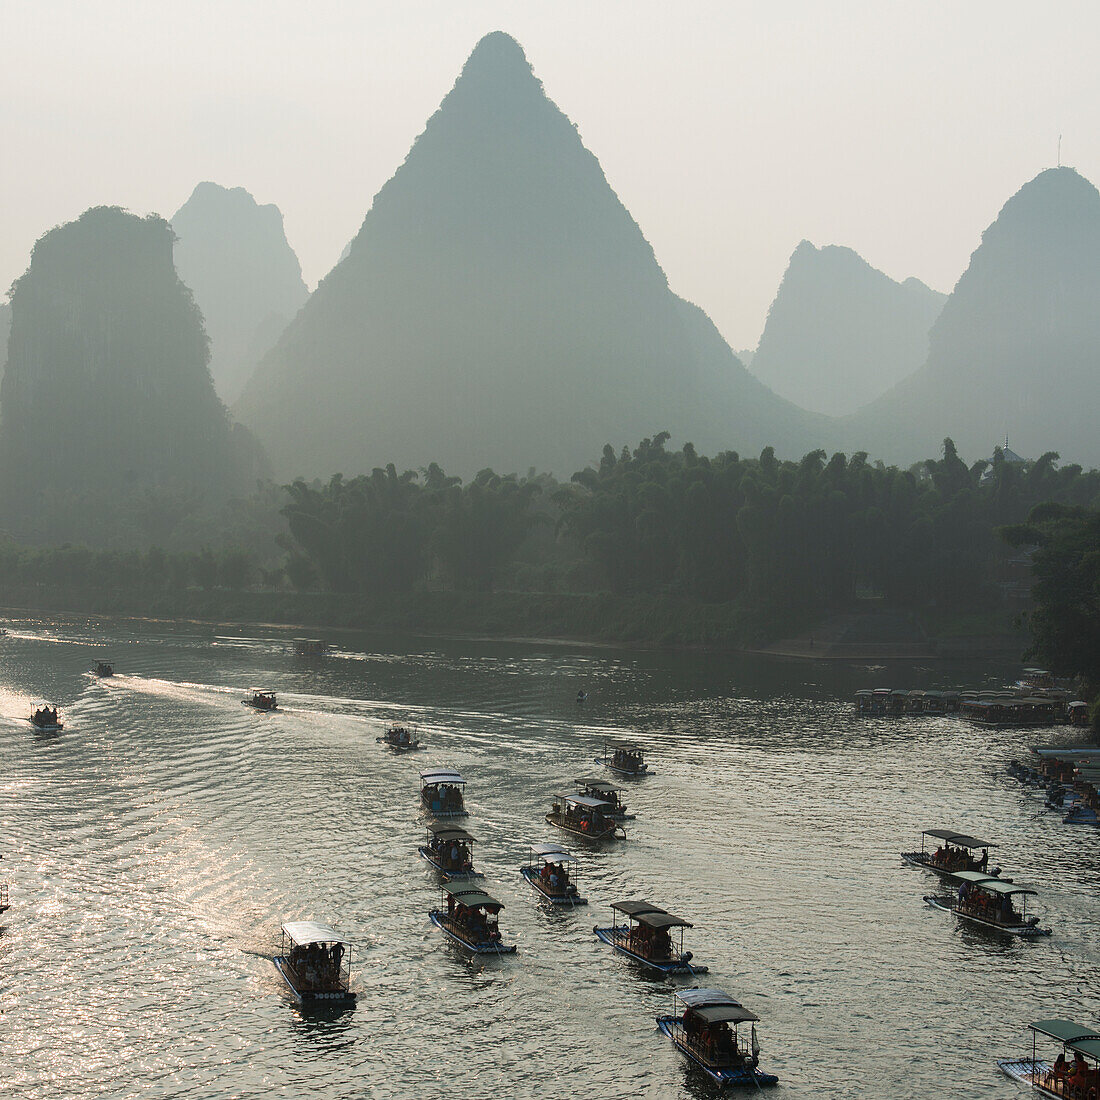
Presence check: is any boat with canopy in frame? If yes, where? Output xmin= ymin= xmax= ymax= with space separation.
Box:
xmin=272 ymin=921 xmax=355 ymax=1006
xmin=593 ymin=900 xmax=708 ymax=974
xmin=94 ymin=659 xmax=113 ymax=678
xmin=998 ymin=1019 xmax=1100 ymax=1097
xmin=656 ymin=987 xmax=778 ymax=1087
xmin=243 ymin=689 xmax=277 ymax=711
xmin=901 ymin=828 xmax=1000 ymax=878
xmin=420 ymin=769 xmax=468 ymax=817
xmin=924 ymin=870 xmax=1051 ymax=936
xmin=428 ymin=882 xmax=516 ymax=954
xmin=30 ymin=703 xmax=62 ymax=731
xmin=519 ymin=843 xmax=587 ymax=906
xmin=546 ymin=793 xmax=625 ymax=841
xmin=378 ymin=724 xmax=422 ymax=751
xmin=573 ymin=777 xmax=634 ymax=819
xmin=293 ymin=638 xmax=330 ymax=657
xmin=418 ymin=822 xmax=483 ymax=880
xmin=595 ymin=738 xmax=650 ymax=776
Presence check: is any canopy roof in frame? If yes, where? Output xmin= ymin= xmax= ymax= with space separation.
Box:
xmin=530 ymin=841 xmax=570 ymax=856
xmin=420 ymin=769 xmax=465 ymax=785
xmin=282 ymin=921 xmax=347 ymax=946
xmin=563 ymin=794 xmax=613 ymax=810
xmin=575 ymin=779 xmax=622 ymax=793
xmin=532 ymin=848 xmax=578 ymax=864
xmin=442 ymin=882 xmax=502 ymax=909
xmin=612 ymin=899 xmax=667 ymax=918
xmin=428 ymin=824 xmax=475 ymax=842
xmin=1029 ymin=1020 xmax=1100 ymax=1045
xmin=1071 ymin=1039 xmax=1100 ymax=1061
xmin=952 ymin=871 xmax=1037 ymax=896
xmin=676 ymin=987 xmax=759 ymax=1025
xmin=637 ymin=911 xmax=692 ymax=930
xmin=923 ymin=829 xmax=997 ymax=849
xmin=250 ymin=689 xmax=276 ymax=697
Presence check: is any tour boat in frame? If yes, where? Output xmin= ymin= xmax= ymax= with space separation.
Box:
xmin=418 ymin=822 xmax=483 ymax=880
xmin=243 ymin=690 xmax=278 ymax=711
xmin=1064 ymin=802 xmax=1099 ymax=826
xmin=420 ymin=768 xmax=468 ymax=817
xmin=519 ymin=843 xmax=587 ymax=906
xmin=377 ymin=725 xmax=422 ymax=751
xmin=573 ymin=777 xmax=634 ymax=819
xmin=545 ymin=793 xmax=625 ymax=841
xmin=294 ymin=638 xmax=330 ymax=657
xmin=900 ymin=828 xmax=1000 ymax=878
xmin=94 ymin=660 xmax=113 ymax=678
xmin=998 ymin=1019 xmax=1100 ymax=1097
xmin=30 ymin=703 xmax=63 ymax=732
xmin=576 ymin=690 xmax=588 ymax=704
xmin=656 ymin=987 xmax=778 ymax=1088
xmin=924 ymin=870 xmax=1051 ymax=937
xmin=1067 ymin=701 xmax=1090 ymax=727
xmin=428 ymin=882 xmax=516 ymax=954
xmin=593 ymin=899 xmax=707 ymax=974
xmin=272 ymin=921 xmax=356 ymax=1006
xmin=595 ymin=738 xmax=650 ymax=777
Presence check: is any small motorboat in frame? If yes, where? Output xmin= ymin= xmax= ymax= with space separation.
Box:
xmin=593 ymin=899 xmax=707 ymax=974
xmin=595 ymin=737 xmax=650 ymax=777
xmin=519 ymin=843 xmax=587 ymax=906
xmin=94 ymin=660 xmax=113 ymax=678
xmin=900 ymin=828 xmax=1000 ymax=878
xmin=418 ymin=823 xmax=483 ymax=880
xmin=998 ymin=1019 xmax=1100 ymax=1097
xmin=377 ymin=725 xmax=421 ymax=751
xmin=429 ymin=882 xmax=516 ymax=954
xmin=1063 ymin=802 xmax=1099 ymax=826
xmin=924 ymin=871 xmax=1051 ymax=937
xmin=30 ymin=703 xmax=63 ymax=732
xmin=576 ymin=690 xmax=588 ymax=704
xmin=243 ymin=690 xmax=278 ymax=711
xmin=293 ymin=638 xmax=330 ymax=658
xmin=1067 ymin=700 xmax=1090 ymax=727
xmin=273 ymin=921 xmax=356 ymax=1006
xmin=656 ymin=987 xmax=778 ymax=1087
xmin=546 ymin=793 xmax=625 ymax=841
xmin=420 ymin=769 xmax=468 ymax=817
xmin=573 ymin=777 xmax=635 ymax=820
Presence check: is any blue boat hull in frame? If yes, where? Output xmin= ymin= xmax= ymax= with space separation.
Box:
xmin=272 ymin=957 xmax=356 ymax=1006
xmin=593 ymin=926 xmax=707 ymax=974
xmin=519 ymin=866 xmax=588 ymax=906
xmin=417 ymin=847 xmax=484 ymax=880
xmin=656 ymin=1017 xmax=777 ymax=1087
xmin=428 ymin=911 xmax=516 ymax=954
xmin=595 ymin=758 xmax=650 ymax=777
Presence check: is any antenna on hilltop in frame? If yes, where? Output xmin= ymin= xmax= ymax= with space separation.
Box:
xmin=1058 ymin=134 xmax=1062 ymax=167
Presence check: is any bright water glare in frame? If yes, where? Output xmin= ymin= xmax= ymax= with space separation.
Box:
xmin=1 ymin=615 xmax=1098 ymax=1099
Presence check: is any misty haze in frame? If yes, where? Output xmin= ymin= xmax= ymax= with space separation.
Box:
xmin=2 ymin=8 xmax=1099 ymax=1099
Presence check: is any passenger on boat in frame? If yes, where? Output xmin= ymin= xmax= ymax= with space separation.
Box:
xmin=548 ymin=866 xmax=560 ymax=891
xmin=651 ymin=927 xmax=672 ymax=959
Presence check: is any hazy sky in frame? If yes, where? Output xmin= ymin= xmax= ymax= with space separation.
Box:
xmin=4 ymin=1 xmax=1098 ymax=348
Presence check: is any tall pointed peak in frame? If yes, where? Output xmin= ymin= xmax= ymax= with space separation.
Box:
xmin=436 ymin=31 xmax=545 ymax=119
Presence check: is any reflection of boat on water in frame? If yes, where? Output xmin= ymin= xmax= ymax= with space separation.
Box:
xmin=243 ymin=690 xmax=278 ymax=711
xmin=573 ymin=777 xmax=634 ymax=820
xmin=924 ymin=871 xmax=1051 ymax=937
xmin=428 ymin=882 xmax=516 ymax=954
xmin=593 ymin=899 xmax=707 ymax=974
xmin=378 ymin=725 xmax=421 ymax=751
xmin=998 ymin=1019 xmax=1100 ymax=1097
xmin=94 ymin=660 xmax=113 ymax=678
xmin=272 ymin=921 xmax=356 ymax=1006
xmin=900 ymin=828 xmax=999 ymax=879
xmin=656 ymin=987 xmax=778 ymax=1087
xmin=294 ymin=638 xmax=330 ymax=657
xmin=418 ymin=822 xmax=483 ymax=880
xmin=30 ymin=703 xmax=63 ymax=732
xmin=519 ymin=843 xmax=587 ymax=906
xmin=595 ymin=738 xmax=650 ymax=777
xmin=546 ymin=793 xmax=625 ymax=841
xmin=420 ymin=769 xmax=468 ymax=817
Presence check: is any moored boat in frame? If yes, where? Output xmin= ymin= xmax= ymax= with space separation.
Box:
xmin=573 ymin=777 xmax=634 ymax=819
xmin=378 ymin=724 xmax=422 ymax=751
xmin=595 ymin=738 xmax=650 ymax=777
xmin=243 ymin=689 xmax=278 ymax=711
xmin=546 ymin=793 xmax=625 ymax=841
xmin=272 ymin=921 xmax=356 ymax=1006
xmin=293 ymin=637 xmax=330 ymax=657
xmin=429 ymin=882 xmax=516 ymax=954
xmin=30 ymin=703 xmax=63 ymax=731
xmin=900 ymin=828 xmax=999 ymax=878
xmin=594 ymin=899 xmax=707 ymax=974
xmin=656 ymin=987 xmax=777 ymax=1087
xmin=94 ymin=660 xmax=113 ymax=678
xmin=998 ymin=1019 xmax=1100 ymax=1097
xmin=924 ymin=870 xmax=1051 ymax=937
xmin=420 ymin=769 xmax=468 ymax=817
xmin=418 ymin=823 xmax=483 ymax=880
xmin=519 ymin=843 xmax=587 ymax=906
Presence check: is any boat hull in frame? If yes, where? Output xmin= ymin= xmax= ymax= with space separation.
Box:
xmin=519 ymin=866 xmax=588 ymax=906
xmin=31 ymin=722 xmax=63 ymax=733
xmin=545 ymin=813 xmax=623 ymax=841
xmin=272 ymin=957 xmax=356 ymax=1006
xmin=900 ymin=852 xmax=995 ymax=878
xmin=595 ymin=758 xmax=651 ymax=777
xmin=593 ymin=926 xmax=708 ymax=974
xmin=997 ymin=1058 xmax=1055 ymax=1096
xmin=655 ymin=1017 xmax=777 ymax=1087
xmin=417 ymin=847 xmax=483 ymax=880
xmin=923 ymin=895 xmax=1051 ymax=937
xmin=378 ymin=737 xmax=422 ymax=752
xmin=428 ymin=911 xmax=516 ymax=954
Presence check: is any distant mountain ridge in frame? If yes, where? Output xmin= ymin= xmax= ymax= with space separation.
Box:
xmin=172 ymin=183 xmax=308 ymax=404
xmin=236 ymin=32 xmax=820 ymax=479
xmin=845 ymin=167 xmax=1100 ymax=466
xmin=749 ymin=241 xmax=945 ymax=416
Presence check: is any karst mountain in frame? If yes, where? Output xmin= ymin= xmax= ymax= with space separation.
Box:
xmin=235 ymin=32 xmax=819 ymax=478
xmin=846 ymin=167 xmax=1100 ymax=466
xmin=172 ymin=183 xmax=309 ymax=404
xmin=750 ymin=241 xmax=945 ymax=416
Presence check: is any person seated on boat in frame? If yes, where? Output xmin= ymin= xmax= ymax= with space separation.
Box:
xmin=548 ymin=865 xmax=560 ymax=892
xmin=651 ymin=927 xmax=672 ymax=959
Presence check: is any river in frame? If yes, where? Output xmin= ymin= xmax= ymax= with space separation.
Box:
xmin=1 ymin=614 xmax=1097 ymax=1098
